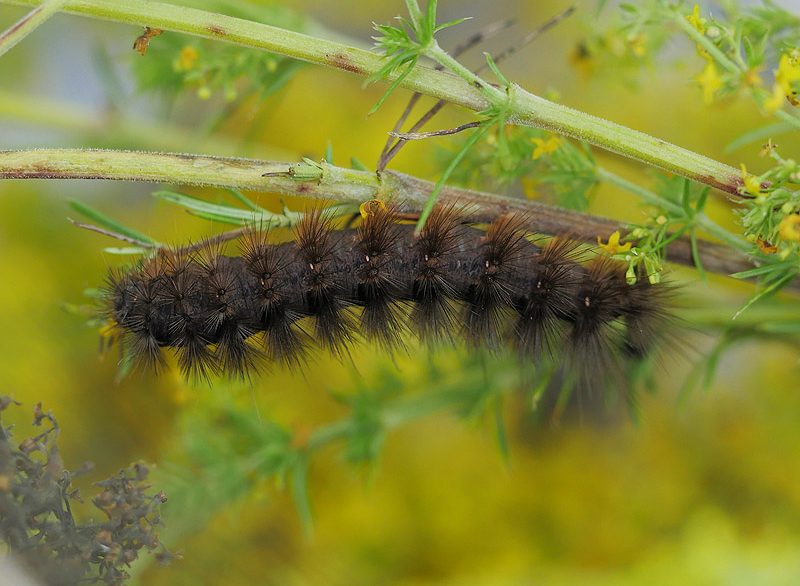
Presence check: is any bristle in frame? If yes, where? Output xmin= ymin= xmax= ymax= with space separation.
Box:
xmin=463 ymin=213 xmax=530 ymax=348
xmin=514 ymin=238 xmax=582 ymax=358
xmin=357 ymin=203 xmax=402 ymax=258
xmin=216 ymin=320 xmax=259 ymax=380
xmin=295 ymin=209 xmax=336 ymax=265
xmin=411 ymin=204 xmax=463 ymax=341
xmin=620 ymin=274 xmax=678 ymax=359
xmin=196 ymin=247 xmax=240 ymax=335
xmin=295 ymin=213 xmax=355 ymax=357
xmin=567 ymin=258 xmax=629 ymax=391
xmin=262 ymin=309 xmax=311 ymax=368
xmin=356 ymin=206 xmax=407 ymax=350
xmin=127 ymin=330 xmax=166 ymax=373
xmin=176 ymin=334 xmax=218 ymax=383
xmin=155 ymin=247 xmax=198 ymax=310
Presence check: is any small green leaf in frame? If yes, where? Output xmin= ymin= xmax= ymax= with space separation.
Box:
xmin=350 ymin=156 xmax=369 ymax=171
xmin=493 ymin=397 xmax=510 ymax=465
xmin=416 ymin=123 xmax=489 ymax=232
xmin=292 ymin=458 xmax=314 ymax=537
xmin=368 ymin=56 xmax=418 ymax=115
xmin=227 ymin=189 xmax=263 ymax=212
xmin=733 ymin=270 xmax=797 ymax=319
xmin=690 ymin=230 xmax=706 ymax=282
xmin=725 ymin=121 xmax=796 ymax=153
xmin=154 ymin=190 xmax=262 ymax=225
xmin=483 ymin=52 xmax=510 ymax=87
xmin=68 ymin=199 xmax=156 ymax=244
xmin=404 ymin=0 xmax=424 ymax=30
xmin=103 ymin=246 xmax=150 ymax=255
xmin=730 ymin=260 xmax=797 ymax=279
xmin=434 ymin=16 xmax=470 ymax=34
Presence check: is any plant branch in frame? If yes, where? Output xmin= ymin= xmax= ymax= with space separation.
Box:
xmin=0 ymin=0 xmax=66 ymax=57
xmin=389 ymin=121 xmax=480 ymax=140
xmin=595 ymin=166 xmax=751 ymax=253
xmin=2 ymin=0 xmax=746 ymax=195
xmin=67 ymin=217 xmax=157 ymax=248
xmin=377 ymin=17 xmax=516 ymax=171
xmin=378 ymin=7 xmax=575 ymax=172
xmin=0 ymin=147 xmax=784 ymax=290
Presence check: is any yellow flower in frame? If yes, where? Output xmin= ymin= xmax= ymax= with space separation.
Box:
xmin=743 ymin=66 xmax=764 ymax=88
xmin=597 ymin=231 xmax=632 ymax=255
xmin=359 ymin=198 xmax=387 ymax=218
xmin=531 ymin=136 xmax=561 ymax=160
xmin=173 ymin=46 xmax=199 ymax=72
xmin=776 ymin=53 xmax=800 ymax=96
xmin=739 ymin=164 xmax=762 ymax=197
xmin=764 ymin=83 xmax=785 ymax=113
xmin=686 ymin=4 xmax=707 ymax=34
xmin=779 ymin=214 xmax=800 ymax=242
xmin=628 ymin=34 xmax=646 ymax=58
xmin=696 ymin=61 xmax=722 ymax=105
xmin=98 ymin=319 xmax=118 ymax=345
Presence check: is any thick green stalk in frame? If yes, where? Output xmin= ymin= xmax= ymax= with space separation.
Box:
xmin=1 ymin=0 xmax=745 ymax=195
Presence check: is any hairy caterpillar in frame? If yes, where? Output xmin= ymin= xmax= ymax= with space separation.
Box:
xmin=102 ymin=203 xmax=676 ymax=388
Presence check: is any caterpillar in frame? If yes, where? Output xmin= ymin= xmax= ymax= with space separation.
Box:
xmin=102 ymin=203 xmax=676 ymax=389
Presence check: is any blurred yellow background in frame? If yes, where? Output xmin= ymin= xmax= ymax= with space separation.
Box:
xmin=2 ymin=0 xmax=800 ymax=584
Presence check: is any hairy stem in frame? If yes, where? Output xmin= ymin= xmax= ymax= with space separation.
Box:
xmin=0 ymin=147 xmax=781 ymax=289
xmin=2 ymin=0 xmax=746 ymax=195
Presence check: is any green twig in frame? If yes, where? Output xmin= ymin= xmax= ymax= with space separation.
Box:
xmin=0 ymin=0 xmax=67 ymax=57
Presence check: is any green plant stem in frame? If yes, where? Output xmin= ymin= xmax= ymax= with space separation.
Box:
xmin=772 ymin=108 xmax=800 ymax=132
xmin=673 ymin=10 xmax=742 ymax=75
xmin=0 ymin=90 xmax=296 ymax=158
xmin=596 ymin=166 xmax=751 ymax=253
xmin=1 ymin=147 xmax=786 ymax=290
xmin=595 ymin=166 xmax=683 ymax=215
xmin=427 ymin=43 xmax=505 ymax=103
xmin=1 ymin=0 xmax=746 ymax=195
xmin=0 ymin=0 xmax=66 ymax=57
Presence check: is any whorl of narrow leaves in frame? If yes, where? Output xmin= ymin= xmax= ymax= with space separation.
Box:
xmin=0 ymin=398 xmax=172 ymax=586
xmin=105 ymin=205 xmax=677 ymax=391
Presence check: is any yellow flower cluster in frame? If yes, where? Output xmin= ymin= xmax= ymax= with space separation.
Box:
xmin=697 ymin=62 xmax=722 ymax=105
xmin=597 ymin=231 xmax=632 ymax=255
xmin=739 ymin=164 xmax=763 ymax=197
xmin=531 ymin=136 xmax=561 ymax=160
xmin=765 ymin=53 xmax=800 ymax=113
xmin=779 ymin=214 xmax=800 ymax=242
xmin=687 ymin=5 xmax=723 ymax=105
xmin=173 ymin=46 xmax=199 ymax=72
xmin=686 ymin=4 xmax=707 ymax=35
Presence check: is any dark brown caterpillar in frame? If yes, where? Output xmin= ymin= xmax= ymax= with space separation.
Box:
xmin=103 ymin=204 xmax=676 ymax=388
